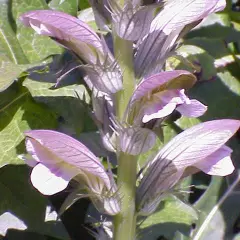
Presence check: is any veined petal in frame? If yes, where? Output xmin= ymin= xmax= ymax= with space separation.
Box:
xmin=26 ymin=138 xmax=62 ymax=164
xmin=88 ymin=0 xmax=112 ymax=31
xmin=130 ymin=70 xmax=196 ymax=103
xmin=84 ymin=62 xmax=122 ymax=94
xmin=137 ymin=119 xmax=240 ymax=214
xmin=176 ymin=99 xmax=207 ymax=117
xmin=135 ymin=27 xmax=182 ymax=78
xmin=135 ymin=0 xmax=225 ymax=77
xmin=150 ymin=0 xmax=222 ymax=35
xmin=193 ymin=145 xmax=234 ymax=176
xmin=20 ymin=10 xmax=104 ymax=64
xmin=154 ymin=119 xmax=240 ymax=168
xmin=31 ymin=163 xmax=78 ymax=195
xmin=113 ymin=4 xmax=155 ymax=41
xmin=25 ymin=130 xmax=111 ymax=189
xmin=120 ymin=127 xmax=157 ymax=155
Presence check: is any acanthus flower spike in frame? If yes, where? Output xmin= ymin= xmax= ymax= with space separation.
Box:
xmin=23 ymin=130 xmax=120 ymax=215
xmin=136 ymin=119 xmax=240 ymax=215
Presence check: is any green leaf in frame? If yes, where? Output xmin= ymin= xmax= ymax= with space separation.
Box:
xmin=0 ymin=0 xmax=28 ymax=64
xmin=186 ymin=13 xmax=240 ymax=42
xmin=78 ymin=0 xmax=90 ymax=10
xmin=0 ymin=165 xmax=69 ymax=239
xmin=168 ymin=45 xmax=216 ymax=81
xmin=139 ymin=196 xmax=198 ymax=240
xmin=22 ymin=53 xmax=95 ymax=135
xmin=12 ymin=0 xmax=62 ymax=62
xmin=192 ymin=175 xmax=240 ymax=240
xmin=188 ymin=69 xmax=240 ymax=120
xmin=0 ymin=83 xmax=57 ymax=167
xmin=173 ymin=231 xmax=190 ymax=240
xmin=49 ymin=0 xmax=78 ymax=16
xmin=0 ymin=54 xmax=51 ymax=92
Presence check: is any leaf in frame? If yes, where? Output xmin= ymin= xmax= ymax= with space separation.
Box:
xmin=22 ymin=54 xmax=95 ymax=135
xmin=0 ymin=165 xmax=69 ymax=239
xmin=0 ymin=0 xmax=28 ymax=64
xmin=186 ymin=13 xmax=240 ymax=42
xmin=0 ymin=55 xmax=28 ymax=91
xmin=12 ymin=0 xmax=62 ymax=62
xmin=167 ymin=45 xmax=217 ymax=81
xmin=49 ymin=0 xmax=78 ymax=16
xmin=0 ymin=54 xmax=50 ymax=92
xmin=139 ymin=196 xmax=198 ymax=240
xmin=192 ymin=175 xmax=240 ymax=240
xmin=175 ymin=63 xmax=240 ymax=240
xmin=78 ymin=0 xmax=90 ymax=10
xmin=187 ymin=69 xmax=240 ymax=120
xmin=0 ymin=83 xmax=57 ymax=167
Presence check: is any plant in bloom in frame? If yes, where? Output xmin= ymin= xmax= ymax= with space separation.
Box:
xmin=19 ymin=0 xmax=240 ymax=239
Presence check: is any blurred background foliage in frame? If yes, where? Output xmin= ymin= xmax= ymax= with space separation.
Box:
xmin=0 ymin=0 xmax=240 ymax=239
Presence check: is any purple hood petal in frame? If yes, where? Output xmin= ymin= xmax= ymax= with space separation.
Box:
xmin=20 ymin=10 xmax=105 ymax=64
xmin=25 ymin=130 xmax=111 ymax=189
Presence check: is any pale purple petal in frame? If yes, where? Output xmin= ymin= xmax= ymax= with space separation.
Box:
xmin=155 ymin=119 xmax=240 ymax=169
xmin=142 ymin=101 xmax=177 ymax=123
xmin=83 ymin=63 xmax=122 ymax=94
xmin=25 ymin=130 xmax=111 ymax=189
xmin=26 ymin=138 xmax=61 ymax=164
xmin=137 ymin=119 xmax=239 ymax=214
xmin=135 ymin=27 xmax=182 ymax=78
xmin=176 ymin=99 xmax=207 ymax=117
xmin=131 ymin=70 xmax=196 ymax=103
xmin=31 ymin=163 xmax=78 ymax=195
xmin=18 ymin=154 xmax=38 ymax=167
xmin=211 ymin=0 xmax=226 ymax=12
xmin=113 ymin=4 xmax=155 ymax=41
xmin=88 ymin=0 xmax=112 ymax=31
xmin=135 ymin=0 xmax=225 ymax=77
xmin=20 ymin=10 xmax=104 ymax=64
xmin=193 ymin=145 xmax=234 ymax=176
xmin=140 ymin=89 xmax=189 ymax=123
xmin=150 ymin=0 xmax=221 ymax=36
xmin=120 ymin=127 xmax=157 ymax=155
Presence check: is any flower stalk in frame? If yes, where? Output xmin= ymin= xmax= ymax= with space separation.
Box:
xmin=113 ymin=153 xmax=137 ymax=240
xmin=113 ymin=35 xmax=137 ymax=239
xmin=114 ymin=35 xmax=135 ymax=121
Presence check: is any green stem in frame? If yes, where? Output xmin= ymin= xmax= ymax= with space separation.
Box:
xmin=114 ymin=36 xmax=135 ymax=120
xmin=113 ymin=153 xmax=137 ymax=240
xmin=113 ymin=35 xmax=137 ymax=239
xmin=118 ymin=0 xmax=125 ymax=8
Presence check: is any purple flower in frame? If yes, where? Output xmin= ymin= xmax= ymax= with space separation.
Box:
xmin=23 ymin=130 xmax=120 ymax=215
xmin=20 ymin=10 xmax=105 ymax=64
xmin=128 ymin=70 xmax=207 ymax=125
xmin=20 ymin=10 xmax=122 ymax=94
xmin=134 ymin=0 xmax=226 ymax=77
xmin=137 ymin=119 xmax=240 ymax=215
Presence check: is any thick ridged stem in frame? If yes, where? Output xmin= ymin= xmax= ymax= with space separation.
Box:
xmin=113 ymin=35 xmax=137 ymax=240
